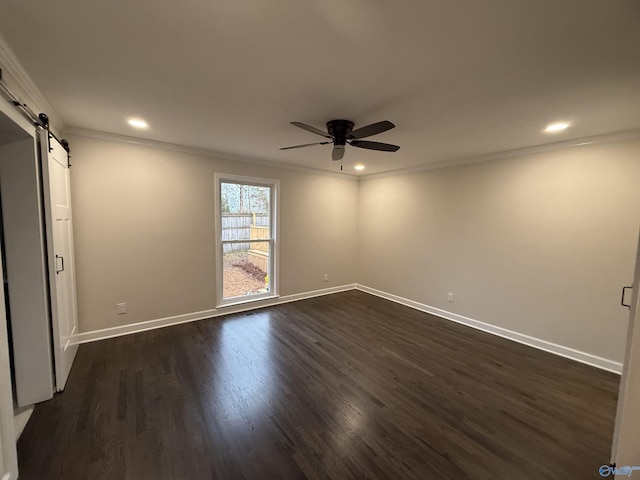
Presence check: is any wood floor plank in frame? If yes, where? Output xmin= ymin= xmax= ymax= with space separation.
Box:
xmin=17 ymin=290 xmax=619 ymax=479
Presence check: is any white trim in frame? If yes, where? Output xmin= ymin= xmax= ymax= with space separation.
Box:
xmin=0 ymin=95 xmax=24 ymax=480
xmin=356 ymin=284 xmax=623 ymax=374
xmin=0 ymin=32 xmax=61 ymax=133
xmin=66 ymin=125 xmax=640 ymax=182
xmin=64 ymin=126 xmax=359 ymax=179
xmin=72 ymin=283 xmax=623 ymax=374
xmin=0 ymin=95 xmax=35 ymax=138
xmin=219 ymin=294 xmax=281 ymax=308
xmin=72 ymin=284 xmax=357 ymax=345
xmin=361 ymin=128 xmax=640 ymax=180
xmin=214 ymin=174 xmax=280 ymax=307
xmin=13 ymin=407 xmax=33 ymax=440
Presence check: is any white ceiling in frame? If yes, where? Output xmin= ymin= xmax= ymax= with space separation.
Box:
xmin=1 ymin=0 xmax=639 ymax=175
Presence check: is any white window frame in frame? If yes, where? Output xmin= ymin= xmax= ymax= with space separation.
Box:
xmin=215 ymin=173 xmax=279 ymax=307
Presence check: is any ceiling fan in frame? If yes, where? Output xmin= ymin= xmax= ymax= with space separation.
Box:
xmin=280 ymin=119 xmax=400 ymax=161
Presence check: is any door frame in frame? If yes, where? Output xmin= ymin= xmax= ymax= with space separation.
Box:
xmin=0 ymin=92 xmax=30 ymax=480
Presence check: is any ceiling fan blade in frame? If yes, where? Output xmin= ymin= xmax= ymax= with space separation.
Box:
xmin=280 ymin=141 xmax=330 ymax=150
xmin=290 ymin=122 xmax=333 ymax=138
xmin=332 ymin=145 xmax=345 ymax=161
xmin=349 ymin=120 xmax=395 ymax=139
xmin=350 ymin=140 xmax=400 ymax=152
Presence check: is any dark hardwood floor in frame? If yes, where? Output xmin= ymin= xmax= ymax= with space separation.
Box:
xmin=18 ymin=290 xmax=619 ymax=479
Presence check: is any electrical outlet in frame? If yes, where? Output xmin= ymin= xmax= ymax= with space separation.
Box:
xmin=447 ymin=293 xmax=454 ymax=303
xmin=117 ymin=302 xmax=127 ymax=314
xmin=323 ymin=273 xmax=329 ymax=282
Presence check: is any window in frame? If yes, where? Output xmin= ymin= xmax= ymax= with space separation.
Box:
xmin=215 ymin=174 xmax=278 ymax=306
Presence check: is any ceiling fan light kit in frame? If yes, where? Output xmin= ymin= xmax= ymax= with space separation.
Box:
xmin=281 ymin=119 xmax=400 ymax=167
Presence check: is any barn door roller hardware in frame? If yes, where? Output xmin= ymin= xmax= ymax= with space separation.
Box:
xmin=0 ymin=67 xmax=42 ymax=126
xmin=38 ymin=113 xmax=71 ymax=166
xmin=0 ymin=70 xmax=72 ymax=163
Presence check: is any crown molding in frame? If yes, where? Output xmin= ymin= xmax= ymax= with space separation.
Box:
xmin=63 ymin=126 xmax=359 ymax=180
xmin=65 ymin=124 xmax=640 ymax=182
xmin=0 ymin=32 xmax=63 ymax=132
xmin=361 ymin=127 xmax=640 ymax=180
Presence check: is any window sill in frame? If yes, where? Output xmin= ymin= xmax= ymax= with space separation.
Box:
xmin=217 ymin=293 xmax=280 ymax=309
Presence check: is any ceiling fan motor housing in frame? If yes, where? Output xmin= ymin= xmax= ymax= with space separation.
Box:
xmin=280 ymin=119 xmax=399 ymax=161
xmin=326 ymin=120 xmax=354 ymax=146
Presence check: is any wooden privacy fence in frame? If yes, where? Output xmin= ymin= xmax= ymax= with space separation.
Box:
xmin=248 ymin=225 xmax=270 ymax=272
xmin=221 ymin=213 xmax=269 ymax=252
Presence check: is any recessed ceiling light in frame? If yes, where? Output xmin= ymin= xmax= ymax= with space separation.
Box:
xmin=128 ymin=118 xmax=149 ymax=129
xmin=354 ymin=164 xmax=365 ymax=171
xmin=544 ymin=121 xmax=570 ymax=133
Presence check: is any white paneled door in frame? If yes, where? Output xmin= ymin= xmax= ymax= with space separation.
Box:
xmin=40 ymin=131 xmax=79 ymax=391
xmin=611 ymin=229 xmax=640 ymax=471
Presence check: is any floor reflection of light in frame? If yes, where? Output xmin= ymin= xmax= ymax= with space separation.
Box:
xmin=332 ymin=391 xmax=369 ymax=451
xmin=211 ymin=312 xmax=274 ymax=425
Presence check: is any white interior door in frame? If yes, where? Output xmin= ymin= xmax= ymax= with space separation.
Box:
xmin=40 ymin=130 xmax=79 ymax=391
xmin=611 ymin=228 xmax=640 ymax=474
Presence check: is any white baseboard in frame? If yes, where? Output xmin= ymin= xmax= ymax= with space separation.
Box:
xmin=356 ymin=284 xmax=623 ymax=374
xmin=73 ymin=284 xmax=357 ymax=344
xmin=73 ymin=283 xmax=623 ymax=374
xmin=13 ymin=406 xmax=33 ymax=440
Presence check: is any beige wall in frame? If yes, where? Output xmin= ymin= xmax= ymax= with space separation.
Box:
xmin=68 ymin=134 xmax=358 ymax=333
xmin=358 ymin=139 xmax=640 ymax=363
xmin=69 ymin=132 xmax=640 ymax=365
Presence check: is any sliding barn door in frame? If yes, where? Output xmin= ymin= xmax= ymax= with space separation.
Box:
xmin=40 ymin=131 xmax=79 ymax=391
xmin=611 ymin=229 xmax=640 ymax=469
